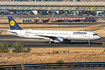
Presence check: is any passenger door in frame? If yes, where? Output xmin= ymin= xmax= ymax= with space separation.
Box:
xmin=87 ymin=34 xmax=93 ymax=39
xmin=20 ymin=31 xmax=24 ymax=37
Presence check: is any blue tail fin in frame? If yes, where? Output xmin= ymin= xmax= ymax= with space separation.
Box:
xmin=8 ymin=16 xmax=22 ymax=30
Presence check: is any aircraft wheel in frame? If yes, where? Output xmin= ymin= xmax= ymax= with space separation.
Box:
xmin=69 ymin=40 xmax=71 ymax=42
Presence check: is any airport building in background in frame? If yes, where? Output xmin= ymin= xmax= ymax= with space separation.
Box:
xmin=0 ymin=0 xmax=105 ymax=15
xmin=0 ymin=0 xmax=105 ymax=1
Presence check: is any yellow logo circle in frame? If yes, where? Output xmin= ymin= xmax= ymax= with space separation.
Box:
xmin=10 ymin=20 xmax=15 ymax=26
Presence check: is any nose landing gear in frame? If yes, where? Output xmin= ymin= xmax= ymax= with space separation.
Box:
xmin=88 ymin=40 xmax=90 ymax=45
xmin=49 ymin=41 xmax=52 ymax=44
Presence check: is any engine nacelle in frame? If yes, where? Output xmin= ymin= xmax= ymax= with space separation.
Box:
xmin=44 ymin=37 xmax=50 ymax=40
xmin=51 ymin=38 xmax=71 ymax=43
xmin=53 ymin=37 xmax=64 ymax=43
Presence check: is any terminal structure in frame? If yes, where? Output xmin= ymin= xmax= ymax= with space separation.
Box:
xmin=0 ymin=0 xmax=105 ymax=15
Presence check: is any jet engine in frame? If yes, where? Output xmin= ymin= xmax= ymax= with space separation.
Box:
xmin=53 ymin=37 xmax=64 ymax=43
xmin=51 ymin=37 xmax=71 ymax=43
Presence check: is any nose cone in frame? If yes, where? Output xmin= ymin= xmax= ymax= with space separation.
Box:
xmin=97 ymin=35 xmax=101 ymax=40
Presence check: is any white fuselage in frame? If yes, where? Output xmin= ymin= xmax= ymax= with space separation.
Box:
xmin=6 ymin=30 xmax=101 ymax=42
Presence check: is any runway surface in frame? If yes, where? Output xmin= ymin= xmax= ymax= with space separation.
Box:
xmin=0 ymin=26 xmax=87 ymax=29
xmin=0 ymin=22 xmax=105 ymax=30
xmin=26 ymin=67 xmax=105 ymax=70
xmin=0 ymin=25 xmax=91 ymax=29
xmin=1 ymin=22 xmax=105 ymax=25
xmin=0 ymin=35 xmax=104 ymax=48
xmin=0 ymin=15 xmax=105 ymax=20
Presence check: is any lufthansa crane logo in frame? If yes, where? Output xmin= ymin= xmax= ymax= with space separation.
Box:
xmin=10 ymin=20 xmax=15 ymax=26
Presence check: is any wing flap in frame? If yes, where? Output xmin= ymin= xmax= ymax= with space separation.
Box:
xmin=35 ymin=35 xmax=56 ymax=39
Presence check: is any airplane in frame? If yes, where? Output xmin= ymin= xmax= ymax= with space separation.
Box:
xmin=0 ymin=10 xmax=10 ymax=15
xmin=4 ymin=10 xmax=10 ymax=15
xmin=6 ymin=16 xmax=101 ymax=44
xmin=0 ymin=10 xmax=3 ymax=14
xmin=12 ymin=10 xmax=26 ymax=15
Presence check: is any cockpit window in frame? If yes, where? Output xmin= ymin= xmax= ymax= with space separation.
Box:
xmin=93 ymin=34 xmax=98 ymax=35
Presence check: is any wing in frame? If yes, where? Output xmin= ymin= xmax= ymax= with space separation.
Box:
xmin=35 ymin=35 xmax=59 ymax=39
xmin=36 ymin=35 xmax=65 ymax=42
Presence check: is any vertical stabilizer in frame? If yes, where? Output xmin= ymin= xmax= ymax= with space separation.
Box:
xmin=8 ymin=16 xmax=22 ymax=30
xmin=12 ymin=10 xmax=17 ymax=14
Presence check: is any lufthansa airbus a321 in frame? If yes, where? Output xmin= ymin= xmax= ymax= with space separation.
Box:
xmin=6 ymin=16 xmax=101 ymax=44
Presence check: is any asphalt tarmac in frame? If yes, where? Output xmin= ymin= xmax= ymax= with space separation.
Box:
xmin=0 ymin=35 xmax=104 ymax=48
xmin=26 ymin=67 xmax=105 ymax=70
xmin=0 ymin=22 xmax=105 ymax=30
xmin=0 ymin=25 xmax=90 ymax=29
xmin=1 ymin=22 xmax=105 ymax=25
xmin=0 ymin=15 xmax=105 ymax=20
